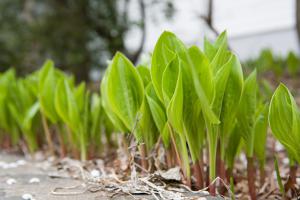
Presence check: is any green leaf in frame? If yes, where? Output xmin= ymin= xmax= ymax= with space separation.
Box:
xmin=166 ymin=62 xmax=183 ymax=133
xmin=212 ymin=56 xmax=232 ymax=117
xmin=237 ymin=70 xmax=257 ymax=157
xmin=106 ymin=52 xmax=144 ymax=132
xmin=38 ymin=60 xmax=60 ymax=123
xmin=101 ymin=66 xmax=127 ymax=132
xmin=269 ymin=83 xmax=300 ymax=162
xmin=145 ymin=83 xmax=167 ymax=133
xmin=138 ymin=95 xmax=160 ymax=149
xmin=151 ymin=31 xmax=186 ymax=102
xmin=219 ymin=54 xmax=244 ymax=158
xmin=225 ymin=123 xmax=242 ymax=169
xmin=287 ymin=52 xmax=299 ymax=77
xmin=162 ymin=56 xmax=180 ymax=106
xmin=90 ymin=93 xmax=102 ymax=140
xmin=220 ymin=54 xmax=243 ymax=133
xmin=187 ymin=46 xmax=219 ymax=124
xmin=137 ymin=65 xmax=151 ymax=86
xmin=254 ymin=103 xmax=269 ymax=164
xmin=55 ymin=79 xmax=70 ymax=126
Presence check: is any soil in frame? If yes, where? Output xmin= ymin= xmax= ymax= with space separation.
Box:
xmin=0 ymin=151 xmax=221 ymax=200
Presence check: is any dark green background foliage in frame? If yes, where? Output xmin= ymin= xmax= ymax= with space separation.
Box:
xmin=0 ymin=0 xmax=174 ymax=81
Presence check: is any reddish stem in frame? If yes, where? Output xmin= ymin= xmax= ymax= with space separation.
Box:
xmin=259 ymin=164 xmax=265 ymax=187
xmin=284 ymin=165 xmax=297 ymax=195
xmin=193 ymin=160 xmax=204 ymax=190
xmin=57 ymin=132 xmax=67 ymax=158
xmin=139 ymin=143 xmax=148 ymax=172
xmin=247 ymin=156 xmax=257 ymax=200
xmin=166 ymin=148 xmax=173 ymax=168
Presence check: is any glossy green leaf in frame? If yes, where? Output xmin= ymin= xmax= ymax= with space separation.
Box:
xmin=237 ymin=70 xmax=257 ymax=156
xmin=38 ymin=60 xmax=60 ymax=123
xmin=151 ymin=31 xmax=186 ymax=102
xmin=254 ymin=103 xmax=269 ymax=164
xmin=269 ymin=84 xmax=300 ymax=162
xmin=106 ymin=52 xmax=144 ymax=132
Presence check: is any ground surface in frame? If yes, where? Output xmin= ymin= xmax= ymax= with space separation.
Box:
xmin=0 ymin=152 xmax=221 ymax=200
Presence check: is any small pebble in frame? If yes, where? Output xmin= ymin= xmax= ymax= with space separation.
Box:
xmin=282 ymin=157 xmax=289 ymax=165
xmin=0 ymin=161 xmax=6 ymax=167
xmin=7 ymin=163 xmax=17 ymax=168
xmin=16 ymin=160 xmax=26 ymax=166
xmin=22 ymin=193 xmax=34 ymax=200
xmin=201 ymin=191 xmax=209 ymax=195
xmin=29 ymin=177 xmax=40 ymax=183
xmin=6 ymin=178 xmax=16 ymax=185
xmin=90 ymin=169 xmax=100 ymax=178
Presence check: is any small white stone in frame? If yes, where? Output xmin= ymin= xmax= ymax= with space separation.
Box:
xmin=90 ymin=170 xmax=100 ymax=178
xmin=0 ymin=161 xmax=6 ymax=167
xmin=22 ymin=193 xmax=33 ymax=200
xmin=6 ymin=178 xmax=16 ymax=185
xmin=2 ymin=164 xmax=9 ymax=169
xmin=275 ymin=142 xmax=284 ymax=151
xmin=29 ymin=177 xmax=40 ymax=183
xmin=16 ymin=160 xmax=26 ymax=166
xmin=201 ymin=191 xmax=210 ymax=195
xmin=282 ymin=157 xmax=289 ymax=165
xmin=7 ymin=163 xmax=17 ymax=168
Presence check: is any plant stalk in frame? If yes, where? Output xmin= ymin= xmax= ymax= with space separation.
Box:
xmin=168 ymin=123 xmax=183 ymax=171
xmin=206 ymin=123 xmax=217 ymax=195
xmin=79 ymin=129 xmax=87 ymax=161
xmin=259 ymin=162 xmax=265 ymax=187
xmin=246 ymin=156 xmax=256 ymax=200
xmin=284 ymin=165 xmax=297 ymax=194
xmin=139 ymin=143 xmax=148 ymax=171
xmin=192 ymin=159 xmax=204 ymax=189
xmin=41 ymin=113 xmax=55 ymax=156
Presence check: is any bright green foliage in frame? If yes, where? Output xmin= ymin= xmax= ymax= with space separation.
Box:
xmin=219 ymin=55 xmax=244 ymax=159
xmin=151 ymin=31 xmax=185 ymax=103
xmin=225 ymin=124 xmax=242 ymax=170
xmin=287 ymin=52 xmax=299 ymax=77
xmin=0 ymin=69 xmax=20 ymax=144
xmin=38 ymin=60 xmax=61 ymax=124
xmin=274 ymin=156 xmax=285 ymax=197
xmin=101 ymin=66 xmax=127 ymax=132
xmin=254 ymin=103 xmax=269 ymax=166
xmin=8 ymin=78 xmax=40 ymax=153
xmin=269 ymin=84 xmax=300 ymax=163
xmin=103 ymin=52 xmax=144 ymax=138
xmin=55 ymin=79 xmax=89 ymax=160
xmin=145 ymin=83 xmax=169 ymax=147
xmin=90 ymin=93 xmax=102 ymax=142
xmin=2 ymin=30 xmax=300 ymax=196
xmin=236 ymin=70 xmax=257 ymax=157
xmin=244 ymin=49 xmax=299 ymax=78
xmin=137 ymin=65 xmax=151 ymax=86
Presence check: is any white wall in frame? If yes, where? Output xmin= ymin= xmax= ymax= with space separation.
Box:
xmin=126 ymin=0 xmax=299 ymax=61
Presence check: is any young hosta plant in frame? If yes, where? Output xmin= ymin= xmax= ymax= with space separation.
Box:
xmin=38 ymin=60 xmax=62 ymax=155
xmin=137 ymin=66 xmax=160 ymax=150
xmin=236 ymin=70 xmax=258 ymax=200
xmin=151 ymin=32 xmax=211 ymax=186
xmin=253 ymin=103 xmax=269 ymax=186
xmin=269 ymin=84 xmax=300 ymax=190
xmin=103 ymin=52 xmax=144 ymax=136
xmin=101 ymin=52 xmax=148 ymax=167
xmin=0 ymin=69 xmax=20 ymax=145
xmin=287 ymin=52 xmax=299 ymax=78
xmin=202 ymin=32 xmax=244 ymax=188
xmin=55 ymin=80 xmax=89 ymax=160
xmin=8 ymin=78 xmax=40 ymax=154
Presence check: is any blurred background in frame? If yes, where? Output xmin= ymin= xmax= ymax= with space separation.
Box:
xmin=0 ymin=0 xmax=299 ymax=82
